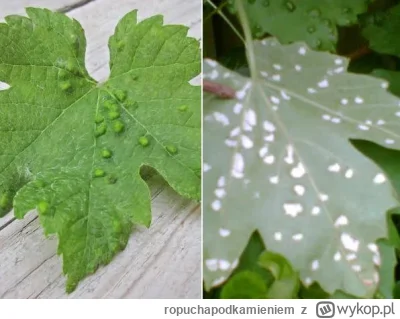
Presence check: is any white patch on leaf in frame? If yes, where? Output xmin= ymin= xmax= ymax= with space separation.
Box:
xmin=213 ymin=112 xmax=229 ymax=126
xmin=291 ymin=162 xmax=306 ymax=178
xmin=283 ymin=203 xmax=303 ymax=217
xmin=373 ymin=173 xmax=386 ymax=184
xmin=219 ymin=228 xmax=230 ymax=237
xmin=341 ymin=233 xmax=359 ymax=252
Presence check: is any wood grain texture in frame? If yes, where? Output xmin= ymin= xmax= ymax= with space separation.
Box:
xmin=0 ymin=0 xmax=201 ymax=299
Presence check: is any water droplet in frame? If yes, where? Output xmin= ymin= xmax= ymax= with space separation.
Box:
xmin=308 ymin=8 xmax=321 ymax=18
xmin=285 ymin=1 xmax=296 ymax=11
xmin=114 ymin=89 xmax=127 ymax=102
xmin=95 ymin=123 xmax=107 ymax=137
xmin=108 ymin=111 xmax=120 ymax=120
xmin=307 ymin=26 xmax=315 ymax=33
xmin=94 ymin=168 xmax=105 ymax=177
xmin=95 ymin=114 xmax=104 ymax=124
xmin=262 ymin=0 xmax=269 ymax=7
xmin=101 ymin=149 xmax=112 ymax=159
xmin=38 ymin=201 xmax=50 ymax=215
xmin=59 ymin=81 xmax=72 ymax=92
xmin=113 ymin=120 xmax=125 ymax=133
xmin=166 ymin=145 xmax=178 ymax=155
xmin=138 ymin=136 xmax=149 ymax=147
xmin=178 ymin=105 xmax=188 ymax=112
xmin=107 ymin=175 xmax=118 ymax=184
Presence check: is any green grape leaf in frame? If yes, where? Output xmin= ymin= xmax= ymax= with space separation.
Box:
xmin=203 ymin=38 xmax=400 ymax=298
xmin=362 ymin=4 xmax=400 ymax=58
xmin=375 ymin=240 xmax=396 ymax=298
xmin=220 ymin=270 xmax=268 ymax=298
xmin=228 ymin=0 xmax=370 ymax=51
xmin=0 ymin=8 xmax=200 ymax=292
xmin=258 ymin=251 xmax=300 ymax=298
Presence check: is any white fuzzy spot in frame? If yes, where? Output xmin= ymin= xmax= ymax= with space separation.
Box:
xmin=274 ymin=232 xmax=282 ymax=241
xmin=318 ymin=79 xmax=329 ymax=88
xmin=232 ymin=153 xmax=244 ymax=179
xmin=213 ymin=112 xmax=229 ymax=126
xmin=205 ymin=259 xmax=218 ymax=271
xmin=230 ymin=127 xmax=241 ymax=137
xmin=260 ymin=71 xmax=268 ymax=77
xmin=209 ymin=69 xmax=218 ymax=79
xmin=377 ymin=119 xmax=385 ymax=125
xmin=292 ymin=233 xmax=304 ymax=241
xmin=284 ymin=144 xmax=295 ymax=164
xmin=341 ymin=233 xmax=359 ymax=252
xmin=381 ymin=82 xmax=389 ymax=89
xmin=212 ymin=277 xmax=226 ymax=286
xmin=219 ymin=228 xmax=230 ymax=237
xmin=304 ymin=277 xmax=312 ymax=285
xmin=334 ymin=67 xmax=345 ymax=73
xmin=272 ymin=106 xmax=278 ymax=111
xmin=331 ymin=117 xmax=341 ymax=124
xmin=346 ymin=253 xmax=357 ymax=261
xmin=215 ymin=188 xmax=226 ymax=199
xmin=217 ymin=176 xmax=225 ymax=187
xmin=270 ymin=96 xmax=280 ymax=104
xmin=373 ymin=254 xmax=381 ymax=266
xmin=291 ymin=162 xmax=306 ymax=178
xmin=355 ymin=96 xmax=364 ymax=104
xmin=272 ymin=74 xmax=281 ymax=81
xmin=295 ymin=64 xmax=302 ymax=71
xmin=385 ymin=139 xmax=395 ymax=145
xmin=311 ymin=206 xmax=321 ymax=216
xmin=206 ymin=59 xmax=217 ymax=67
xmin=340 ymin=98 xmax=348 ymax=105
xmin=259 ymin=146 xmax=269 ymax=158
xmin=373 ymin=173 xmax=386 ymax=184
xmin=284 ymin=203 xmax=303 ymax=217
xmin=244 ymin=109 xmax=257 ymax=126
xmin=396 ymin=111 xmax=400 ymax=118
xmin=334 ymin=215 xmax=349 ymax=227
xmin=211 ymin=200 xmax=221 ymax=211
xmin=253 ymin=192 xmax=260 ymax=199
xmin=273 ymin=64 xmax=282 ymax=70
xmin=328 ymin=163 xmax=341 ymax=172
xmin=319 ymin=193 xmax=329 ymax=202
xmin=223 ymin=72 xmax=231 ymax=78
xmin=368 ymin=243 xmax=378 ymax=254
xmin=365 ymin=120 xmax=372 ymax=125
xmin=236 ymin=82 xmax=251 ymax=100
xmin=307 ymin=88 xmax=317 ymax=94
xmin=269 ymin=176 xmax=279 ymax=184
xmin=264 ymin=155 xmax=275 ymax=164
xmin=263 ymin=120 xmax=276 ymax=132
xmin=241 ymin=135 xmax=254 ymax=149
xmin=219 ymin=260 xmax=230 ymax=271
xmin=298 ymin=47 xmax=307 ymax=55
xmin=279 ymin=90 xmax=290 ymax=101
xmin=233 ymin=103 xmax=243 ymax=114
xmin=294 ymin=185 xmax=305 ymax=196
xmin=264 ymin=134 xmax=275 ymax=142
xmin=334 ymin=252 xmax=341 ymax=261
xmin=322 ymin=114 xmax=331 ymax=121
xmin=358 ymin=124 xmax=369 ymax=131
xmin=204 ymin=163 xmax=211 ymax=172
xmin=335 ymin=58 xmax=343 ymax=65
xmin=345 ymin=169 xmax=354 ymax=179
xmin=225 ymin=139 xmax=237 ymax=147
xmin=311 ymin=260 xmax=319 ymax=271
xmin=352 ymin=265 xmax=362 ymax=272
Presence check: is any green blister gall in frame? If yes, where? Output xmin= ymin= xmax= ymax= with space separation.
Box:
xmin=114 ymin=89 xmax=127 ymax=102
xmin=166 ymin=145 xmax=178 ymax=155
xmin=0 ymin=192 xmax=11 ymax=209
xmin=95 ymin=114 xmax=104 ymax=124
xmin=104 ymin=99 xmax=118 ymax=112
xmin=113 ymin=120 xmax=125 ymax=133
xmin=101 ymin=149 xmax=112 ymax=159
xmin=108 ymin=111 xmax=120 ymax=120
xmin=138 ymin=136 xmax=149 ymax=146
xmin=178 ymin=105 xmax=188 ymax=112
xmin=107 ymin=175 xmax=118 ymax=184
xmin=94 ymin=169 xmax=105 ymax=177
xmin=125 ymin=99 xmax=138 ymax=112
xmin=59 ymin=81 xmax=72 ymax=92
xmin=38 ymin=201 xmax=50 ymax=215
xmin=95 ymin=123 xmax=107 ymax=137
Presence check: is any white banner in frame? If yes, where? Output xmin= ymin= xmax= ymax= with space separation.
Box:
xmin=0 ymin=299 xmax=398 ymax=318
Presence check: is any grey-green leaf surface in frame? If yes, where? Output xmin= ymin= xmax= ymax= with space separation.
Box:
xmin=0 ymin=8 xmax=200 ymax=292
xmin=228 ymin=0 xmax=369 ymax=51
xmin=203 ymin=38 xmax=400 ymax=298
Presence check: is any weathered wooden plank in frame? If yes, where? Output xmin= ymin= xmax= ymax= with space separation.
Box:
xmin=0 ymin=0 xmax=201 ymax=298
xmin=0 ymin=0 xmax=89 ymax=18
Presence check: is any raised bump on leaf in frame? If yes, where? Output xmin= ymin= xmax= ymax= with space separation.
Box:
xmin=138 ymin=136 xmax=149 ymax=146
xmin=38 ymin=201 xmax=50 ymax=215
xmin=113 ymin=120 xmax=125 ymax=133
xmin=113 ymin=89 xmax=127 ymax=102
xmin=166 ymin=145 xmax=178 ymax=155
xmin=108 ymin=111 xmax=120 ymax=120
xmin=101 ymin=149 xmax=112 ymax=159
xmin=94 ymin=169 xmax=105 ymax=178
xmin=95 ymin=123 xmax=107 ymax=137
